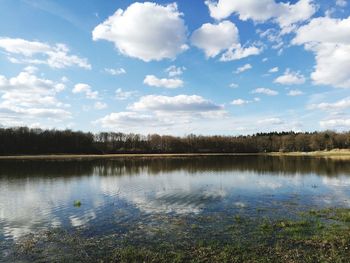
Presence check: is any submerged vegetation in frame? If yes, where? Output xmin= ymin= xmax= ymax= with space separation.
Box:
xmin=73 ymin=200 xmax=82 ymax=207
xmin=0 ymin=127 xmax=349 ymax=155
xmin=1 ymin=156 xmax=349 ymax=262
xmin=3 ymin=208 xmax=350 ymax=262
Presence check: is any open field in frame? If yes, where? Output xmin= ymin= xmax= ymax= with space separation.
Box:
xmin=267 ymin=149 xmax=350 ymax=158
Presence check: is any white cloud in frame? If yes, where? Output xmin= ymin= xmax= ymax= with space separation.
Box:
xmin=320 ymin=118 xmax=350 ymax=129
xmin=269 ymin=67 xmax=279 ymax=73
xmin=309 ymin=44 xmax=350 ymax=88
xmin=0 ymin=37 xmax=91 ymax=69
xmin=129 ymin=95 xmax=223 ymax=112
xmin=94 ymin=101 xmax=107 ymax=110
xmin=54 ymin=83 xmax=66 ymax=92
xmin=104 ymin=67 xmax=126 ymax=75
xmin=276 ymin=0 xmax=317 ymax=32
xmin=220 ymin=44 xmax=262 ymax=61
xmin=0 ymin=38 xmax=50 ymax=55
xmin=287 ymin=89 xmax=304 ymax=96
xmin=23 ymin=66 xmax=38 ymax=74
xmin=94 ymin=112 xmax=175 ymax=131
xmin=258 ymin=28 xmax=285 ymax=49
xmin=72 ymin=83 xmax=98 ymax=99
xmin=191 ymin=21 xmax=238 ymax=58
xmin=95 ymin=95 xmax=227 ymax=133
xmin=95 ymin=112 xmax=159 ymax=128
xmin=115 ymin=88 xmax=138 ymax=101
xmin=235 ymin=63 xmax=252 ymax=74
xmin=0 ymin=71 xmax=71 ymax=126
xmin=274 ymin=69 xmax=306 ymax=85
xmin=191 ymin=20 xmax=261 ymax=60
xmin=309 ymin=97 xmax=350 ymax=111
xmin=143 ymin=75 xmax=184 ymax=89
xmin=165 ymin=65 xmax=186 ymax=77
xmin=258 ymin=117 xmax=284 ymax=125
xmin=205 ymin=0 xmax=317 ymax=31
xmin=293 ymin=16 xmax=350 ymax=45
xmin=61 ymin=76 xmax=69 ymax=83
xmin=231 ymin=98 xmax=260 ymax=105
xmin=229 ymin=83 xmax=239 ymax=88
xmin=231 ymin=99 xmax=250 ymax=105
xmin=92 ymin=2 xmax=188 ymax=62
xmin=336 ymin=0 xmax=347 ymax=7
xmin=252 ymin=87 xmax=278 ymax=96
xmin=293 ymin=16 xmax=350 ymax=88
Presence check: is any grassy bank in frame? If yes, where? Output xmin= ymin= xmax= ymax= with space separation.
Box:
xmin=268 ymin=149 xmax=350 ymax=157
xmin=0 ymin=153 xmax=260 ymax=160
xmin=0 ymin=149 xmax=349 ymax=160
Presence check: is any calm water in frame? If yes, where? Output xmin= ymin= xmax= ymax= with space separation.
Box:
xmin=1 ymin=156 xmax=350 ymax=255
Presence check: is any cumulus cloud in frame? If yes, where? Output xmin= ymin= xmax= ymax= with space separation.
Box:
xmin=61 ymin=76 xmax=69 ymax=83
xmin=252 ymin=88 xmax=278 ymax=96
xmin=95 ymin=94 xmax=226 ymax=133
xmin=269 ymin=67 xmax=279 ymax=73
xmin=231 ymin=99 xmax=249 ymax=105
xmin=104 ymin=67 xmax=126 ymax=75
xmin=320 ymin=118 xmax=350 ymax=129
xmin=220 ymin=44 xmax=262 ymax=61
xmin=0 ymin=37 xmax=91 ymax=69
xmin=191 ymin=20 xmax=261 ymax=60
xmin=309 ymin=97 xmax=350 ymax=111
xmin=23 ymin=66 xmax=38 ymax=74
xmin=274 ymin=69 xmax=306 ymax=85
xmin=72 ymin=83 xmax=98 ymax=99
xmin=143 ymin=75 xmax=184 ymax=89
xmin=92 ymin=2 xmax=188 ymax=62
xmin=258 ymin=28 xmax=285 ymax=50
xmin=94 ymin=101 xmax=107 ymax=110
xmin=205 ymin=0 xmax=317 ymax=31
xmin=235 ymin=63 xmax=252 ymax=74
xmin=293 ymin=16 xmax=350 ymax=45
xmin=95 ymin=112 xmax=164 ymax=129
xmin=165 ymin=65 xmax=186 ymax=77
xmin=229 ymin=83 xmax=239 ymax=88
xmin=191 ymin=21 xmax=238 ymax=58
xmin=336 ymin=0 xmax=347 ymax=7
xmin=293 ymin=16 xmax=350 ymax=88
xmin=258 ymin=117 xmax=284 ymax=125
xmin=287 ymin=89 xmax=304 ymax=96
xmin=0 ymin=71 xmax=71 ymax=125
xmin=115 ymin=88 xmax=138 ymax=101
xmin=129 ymin=95 xmax=223 ymax=112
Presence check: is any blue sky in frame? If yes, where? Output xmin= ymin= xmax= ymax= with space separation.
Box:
xmin=0 ymin=0 xmax=350 ymax=135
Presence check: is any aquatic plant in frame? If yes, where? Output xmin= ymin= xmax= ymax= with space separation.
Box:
xmin=73 ymin=200 xmax=82 ymax=207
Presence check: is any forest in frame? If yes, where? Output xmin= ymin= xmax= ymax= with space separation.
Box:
xmin=0 ymin=127 xmax=349 ymax=155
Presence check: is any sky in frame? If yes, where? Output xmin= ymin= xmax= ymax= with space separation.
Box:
xmin=0 ymin=0 xmax=350 ymax=135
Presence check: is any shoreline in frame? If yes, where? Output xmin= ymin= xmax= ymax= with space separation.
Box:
xmin=0 ymin=150 xmax=350 ymax=160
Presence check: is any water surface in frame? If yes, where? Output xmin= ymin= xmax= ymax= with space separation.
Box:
xmin=1 ymin=156 xmax=350 ymax=259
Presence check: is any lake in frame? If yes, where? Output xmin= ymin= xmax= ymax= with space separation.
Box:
xmin=1 ymin=155 xmax=350 ymax=262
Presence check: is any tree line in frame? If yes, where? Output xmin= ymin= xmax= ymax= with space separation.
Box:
xmin=0 ymin=127 xmax=349 ymax=155
xmin=2 ymin=156 xmax=349 ymax=178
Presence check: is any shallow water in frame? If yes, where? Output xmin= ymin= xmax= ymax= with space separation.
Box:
xmin=0 ymin=156 xmax=350 ymax=251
